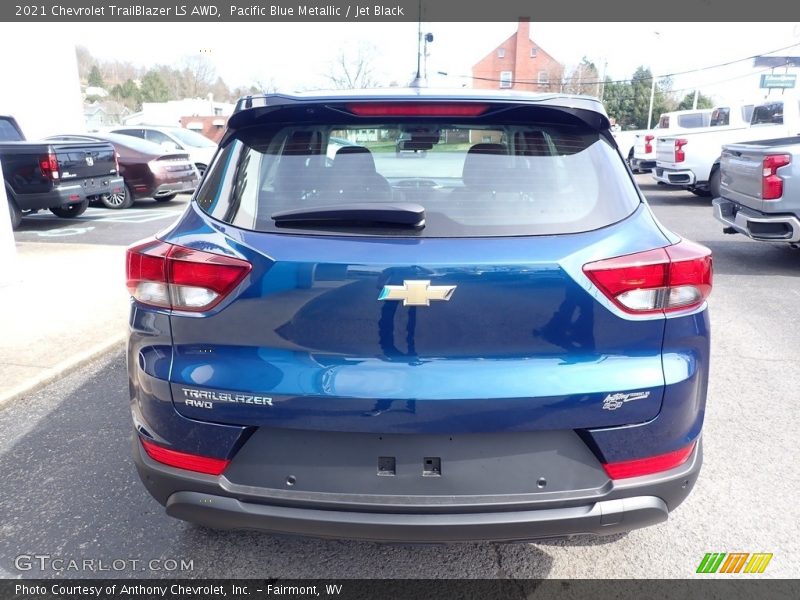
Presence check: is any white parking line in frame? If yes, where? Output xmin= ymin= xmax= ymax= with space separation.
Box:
xmin=26 ymin=208 xmax=184 ymax=224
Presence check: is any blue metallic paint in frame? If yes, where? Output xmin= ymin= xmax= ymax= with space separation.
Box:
xmin=127 ymin=198 xmax=708 ymax=463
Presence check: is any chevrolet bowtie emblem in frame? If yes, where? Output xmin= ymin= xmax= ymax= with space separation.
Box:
xmin=378 ymin=280 xmax=456 ymax=306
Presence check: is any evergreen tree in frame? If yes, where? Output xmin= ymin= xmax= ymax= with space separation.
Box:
xmin=87 ymin=65 xmax=104 ymax=88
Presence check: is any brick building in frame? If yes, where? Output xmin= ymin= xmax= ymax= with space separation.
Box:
xmin=471 ymin=20 xmax=564 ymax=93
xmin=179 ymin=116 xmax=228 ymax=143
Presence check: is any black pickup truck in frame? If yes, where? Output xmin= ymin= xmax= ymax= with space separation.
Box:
xmin=1 ymin=115 xmax=124 ymax=229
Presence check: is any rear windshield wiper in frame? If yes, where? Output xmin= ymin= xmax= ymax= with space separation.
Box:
xmin=271 ymin=203 xmax=425 ymax=228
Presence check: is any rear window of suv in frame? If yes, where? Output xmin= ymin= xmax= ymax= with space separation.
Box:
xmin=195 ymin=115 xmax=641 ymax=237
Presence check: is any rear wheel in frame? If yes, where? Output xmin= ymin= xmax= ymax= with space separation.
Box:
xmin=708 ymin=168 xmax=721 ymax=198
xmin=100 ymin=184 xmax=134 ymax=209
xmin=155 ymin=193 xmax=177 ymax=202
xmin=50 ymin=200 xmax=89 ymax=218
xmin=688 ymin=187 xmax=712 ymax=197
xmin=7 ymin=195 xmax=22 ymax=230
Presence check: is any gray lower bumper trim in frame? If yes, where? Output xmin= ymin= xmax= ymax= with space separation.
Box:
xmin=165 ymin=492 xmax=668 ymax=542
xmin=713 ymin=198 xmax=800 ymax=242
xmin=652 ymin=169 xmax=696 ymax=186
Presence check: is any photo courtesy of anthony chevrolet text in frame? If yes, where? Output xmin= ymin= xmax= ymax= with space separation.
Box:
xmin=0 ymin=0 xmax=799 ymax=598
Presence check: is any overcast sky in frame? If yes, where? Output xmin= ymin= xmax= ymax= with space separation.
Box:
xmin=9 ymin=22 xmax=800 ymax=102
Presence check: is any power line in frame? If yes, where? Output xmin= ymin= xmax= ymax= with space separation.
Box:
xmin=442 ymin=41 xmax=800 ymax=88
xmin=667 ymin=65 xmax=779 ymax=95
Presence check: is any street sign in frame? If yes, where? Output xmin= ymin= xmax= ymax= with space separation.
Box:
xmin=754 ymin=56 xmax=800 ymax=68
xmin=760 ymin=74 xmax=797 ymax=89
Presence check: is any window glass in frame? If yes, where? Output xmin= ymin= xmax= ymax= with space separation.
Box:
xmin=751 ymin=102 xmax=783 ymax=125
xmin=169 ymin=128 xmax=217 ymax=147
xmin=195 ymin=119 xmax=640 ymax=238
xmin=0 ymin=119 xmax=23 ymax=141
xmin=710 ymin=108 xmax=730 ymax=127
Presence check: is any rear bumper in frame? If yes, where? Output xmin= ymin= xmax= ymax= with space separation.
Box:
xmin=153 ymin=178 xmax=198 ymax=197
xmin=16 ymin=176 xmax=124 ymax=210
xmin=133 ymin=433 xmax=702 ymax=542
xmin=713 ymin=197 xmax=800 ymax=242
xmin=631 ymin=158 xmax=656 ymax=171
xmin=166 ymin=492 xmax=669 ymax=542
xmin=653 ymin=167 xmax=696 ymax=186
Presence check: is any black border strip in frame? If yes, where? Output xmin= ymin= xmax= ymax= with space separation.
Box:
xmin=2 ymin=579 xmax=800 ymax=600
xmin=4 ymin=1 xmax=800 ymax=22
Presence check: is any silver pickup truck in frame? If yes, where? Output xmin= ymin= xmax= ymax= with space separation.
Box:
xmin=713 ymin=137 xmax=800 ymax=245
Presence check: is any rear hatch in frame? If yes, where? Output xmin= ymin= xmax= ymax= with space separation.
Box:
xmin=141 ymin=97 xmax=687 ymax=434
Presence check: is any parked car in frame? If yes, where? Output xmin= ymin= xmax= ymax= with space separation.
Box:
xmin=46 ymin=133 xmax=199 ymax=209
xmin=1 ymin=115 xmax=123 ymax=229
xmin=713 ymin=136 xmax=800 ymax=244
xmin=654 ymin=97 xmax=800 ymax=197
xmin=108 ymin=126 xmax=217 ymax=177
xmin=631 ymin=109 xmax=713 ymax=173
xmin=126 ymin=89 xmax=712 ymax=542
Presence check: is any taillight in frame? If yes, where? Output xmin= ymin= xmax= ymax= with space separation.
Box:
xmin=583 ymin=240 xmax=712 ymax=314
xmin=602 ymin=441 xmax=696 ymax=479
xmin=140 ymin=438 xmax=230 ymax=475
xmin=39 ymin=152 xmax=59 ymax=180
xmin=345 ymin=103 xmax=490 ymax=117
xmin=115 ymin=151 xmax=121 ymax=174
xmin=762 ymin=154 xmax=791 ymax=200
xmin=674 ymin=138 xmax=688 ymax=163
xmin=126 ymin=239 xmax=251 ymax=312
xmin=644 ymin=134 xmax=654 ymax=154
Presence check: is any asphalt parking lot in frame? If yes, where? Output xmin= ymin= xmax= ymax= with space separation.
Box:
xmin=10 ymin=196 xmax=191 ymax=246
xmin=1 ymin=175 xmax=798 ymax=578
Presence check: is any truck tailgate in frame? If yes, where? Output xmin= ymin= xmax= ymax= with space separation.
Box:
xmin=720 ymin=146 xmax=765 ymax=209
xmin=51 ymin=142 xmax=117 ymax=181
xmin=656 ymin=138 xmax=675 ymax=165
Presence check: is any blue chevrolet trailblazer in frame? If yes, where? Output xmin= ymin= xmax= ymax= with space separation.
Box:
xmin=126 ymin=89 xmax=712 ymax=542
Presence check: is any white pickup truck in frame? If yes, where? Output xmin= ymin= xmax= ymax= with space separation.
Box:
xmin=611 ymin=127 xmax=647 ymax=169
xmin=630 ymin=109 xmax=713 ymax=173
xmin=653 ymin=97 xmax=800 ymax=197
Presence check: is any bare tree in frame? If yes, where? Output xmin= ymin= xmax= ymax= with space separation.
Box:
xmin=75 ymin=45 xmax=94 ymax=81
xmin=563 ymin=57 xmax=600 ymax=97
xmin=181 ymin=55 xmax=216 ymax=98
xmin=324 ymin=43 xmax=381 ymax=89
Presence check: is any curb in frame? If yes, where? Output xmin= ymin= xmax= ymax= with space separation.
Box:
xmin=0 ymin=333 xmax=127 ymax=409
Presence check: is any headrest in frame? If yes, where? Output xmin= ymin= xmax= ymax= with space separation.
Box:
xmin=462 ymin=143 xmax=510 ymax=188
xmin=333 ymin=145 xmax=377 ymax=173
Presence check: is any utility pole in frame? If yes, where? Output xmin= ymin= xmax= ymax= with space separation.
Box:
xmin=409 ymin=0 xmax=424 ymax=87
xmin=647 ymin=31 xmax=661 ymax=130
xmin=599 ymin=59 xmax=608 ymax=101
xmin=647 ymin=74 xmax=656 ymax=129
